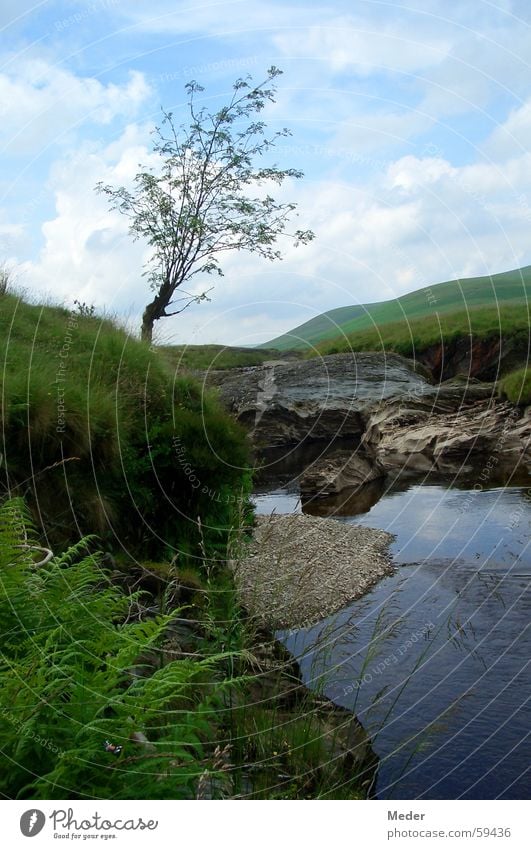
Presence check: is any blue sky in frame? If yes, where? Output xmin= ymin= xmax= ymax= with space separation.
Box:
xmin=2 ymin=0 xmax=531 ymax=344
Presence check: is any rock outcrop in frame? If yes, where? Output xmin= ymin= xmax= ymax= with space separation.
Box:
xmin=364 ymin=395 xmax=531 ymax=474
xmin=207 ymin=352 xmax=433 ymax=448
xmin=204 ymin=351 xmax=530 ymax=493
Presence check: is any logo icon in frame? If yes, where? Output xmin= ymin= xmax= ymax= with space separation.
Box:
xmin=20 ymin=810 xmax=46 ymax=837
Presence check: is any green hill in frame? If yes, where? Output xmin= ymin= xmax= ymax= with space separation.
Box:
xmin=315 ymin=302 xmax=530 ymax=362
xmin=263 ymin=265 xmax=531 ymax=351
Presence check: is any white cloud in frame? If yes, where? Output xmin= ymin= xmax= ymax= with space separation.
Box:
xmin=273 ymin=15 xmax=451 ymax=76
xmin=415 ymin=15 xmax=531 ymax=125
xmin=17 ymin=125 xmax=154 ymax=313
xmin=0 ymin=60 xmax=151 ymax=154
xmin=269 ymin=4 xmax=531 ymax=152
xmin=484 ymin=98 xmax=531 ymax=159
xmin=17 ymin=138 xmax=531 ymax=344
xmin=117 ymin=0 xmax=314 ymax=35
xmin=388 ymin=156 xmax=455 ymax=191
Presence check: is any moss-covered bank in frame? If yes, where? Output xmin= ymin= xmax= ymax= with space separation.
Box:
xmin=0 ymin=293 xmax=250 ymax=560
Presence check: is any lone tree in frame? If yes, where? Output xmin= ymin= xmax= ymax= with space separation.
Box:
xmin=96 ymin=66 xmax=314 ymax=343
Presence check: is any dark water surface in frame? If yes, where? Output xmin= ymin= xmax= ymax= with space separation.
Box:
xmin=253 ymin=471 xmax=531 ymax=799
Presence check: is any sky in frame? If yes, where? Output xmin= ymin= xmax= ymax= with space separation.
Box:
xmin=2 ymin=0 xmax=531 ymax=346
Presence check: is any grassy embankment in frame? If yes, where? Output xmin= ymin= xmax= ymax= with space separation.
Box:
xmin=159 ymin=344 xmax=298 ymax=372
xmin=0 ymin=292 xmax=249 ymax=559
xmin=498 ymin=366 xmax=531 ymax=405
xmin=314 ymin=304 xmax=530 ymax=358
xmin=0 ymin=293 xmax=369 ymax=800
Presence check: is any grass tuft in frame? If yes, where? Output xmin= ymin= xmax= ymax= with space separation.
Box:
xmin=498 ymin=367 xmax=531 ymax=405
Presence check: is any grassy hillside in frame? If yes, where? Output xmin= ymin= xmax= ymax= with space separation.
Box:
xmin=315 ymin=303 xmax=530 ymax=359
xmin=0 ymin=293 xmax=250 ymax=559
xmin=264 ymin=265 xmax=531 ymax=351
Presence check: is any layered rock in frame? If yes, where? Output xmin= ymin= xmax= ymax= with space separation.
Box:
xmin=205 ymin=351 xmax=530 ymax=492
xmin=365 ymin=396 xmax=531 ymax=474
xmin=207 ymin=352 xmax=433 ymax=448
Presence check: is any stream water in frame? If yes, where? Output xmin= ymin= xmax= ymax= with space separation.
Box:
xmin=253 ymin=466 xmax=531 ymax=799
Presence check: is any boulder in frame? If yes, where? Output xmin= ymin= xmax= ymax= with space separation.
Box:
xmin=299 ymin=448 xmax=385 ymax=496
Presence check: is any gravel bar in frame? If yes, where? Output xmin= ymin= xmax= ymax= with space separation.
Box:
xmin=232 ymin=513 xmax=395 ymax=630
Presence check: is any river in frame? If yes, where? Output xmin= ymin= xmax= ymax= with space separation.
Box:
xmin=253 ymin=466 xmax=531 ymax=799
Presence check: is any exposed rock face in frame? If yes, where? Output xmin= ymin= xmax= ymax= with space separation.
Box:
xmin=208 ymin=352 xmax=434 ymax=448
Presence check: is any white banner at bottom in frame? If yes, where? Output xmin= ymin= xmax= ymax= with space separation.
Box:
xmin=2 ymin=799 xmax=528 ymax=849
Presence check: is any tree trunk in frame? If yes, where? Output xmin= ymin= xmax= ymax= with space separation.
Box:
xmin=141 ymin=281 xmax=174 ymax=344
xmin=141 ymin=306 xmax=155 ymax=344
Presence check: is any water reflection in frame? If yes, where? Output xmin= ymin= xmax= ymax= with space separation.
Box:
xmin=253 ymin=436 xmax=357 ymax=490
xmin=301 ymin=477 xmax=386 ymax=517
xmin=255 ymin=470 xmax=531 ymax=799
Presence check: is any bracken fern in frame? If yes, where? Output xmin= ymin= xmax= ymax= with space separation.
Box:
xmin=0 ymin=498 xmax=241 ymax=799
